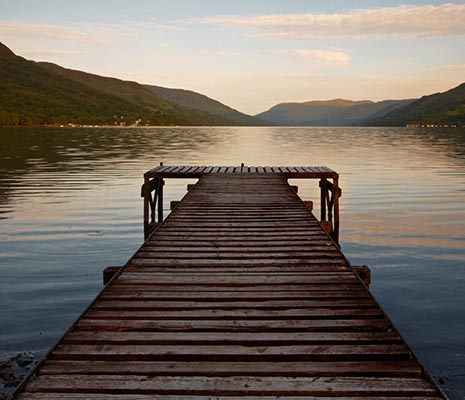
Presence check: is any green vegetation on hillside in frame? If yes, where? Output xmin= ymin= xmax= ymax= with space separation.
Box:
xmin=0 ymin=51 xmax=161 ymax=126
xmin=256 ymin=99 xmax=414 ymax=126
xmin=0 ymin=43 xmax=240 ymax=126
xmin=144 ymin=84 xmax=267 ymax=126
xmin=38 ymin=62 xmax=238 ymax=126
xmin=364 ymin=83 xmax=465 ymax=126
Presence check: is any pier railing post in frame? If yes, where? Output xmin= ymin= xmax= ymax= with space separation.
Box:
xmin=320 ymin=179 xmax=327 ymax=221
xmin=143 ymin=176 xmax=150 ymax=240
xmin=332 ymin=175 xmax=340 ymax=244
xmin=157 ymin=178 xmax=164 ymax=223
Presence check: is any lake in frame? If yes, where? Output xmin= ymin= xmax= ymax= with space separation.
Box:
xmin=1 ymin=126 xmax=464 ymax=398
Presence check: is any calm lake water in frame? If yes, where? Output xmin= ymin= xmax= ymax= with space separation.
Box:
xmin=1 ymin=126 xmax=465 ymax=398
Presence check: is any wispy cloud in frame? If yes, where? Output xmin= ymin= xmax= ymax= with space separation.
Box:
xmin=198 ymin=4 xmax=465 ymax=39
xmin=20 ymin=49 xmax=89 ymax=58
xmin=272 ymin=49 xmax=350 ymax=65
xmin=430 ymin=63 xmax=465 ymax=72
xmin=0 ymin=21 xmax=130 ymax=45
xmin=201 ymin=50 xmax=260 ymax=58
xmin=127 ymin=20 xmax=187 ymax=32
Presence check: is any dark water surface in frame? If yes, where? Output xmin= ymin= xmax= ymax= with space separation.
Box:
xmin=1 ymin=126 xmax=464 ymax=398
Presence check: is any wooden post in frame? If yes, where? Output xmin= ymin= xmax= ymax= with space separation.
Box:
xmin=333 ymin=175 xmax=340 ymax=244
xmin=157 ymin=178 xmax=164 ymax=223
xmin=143 ymin=176 xmax=150 ymax=240
xmin=320 ymin=179 xmax=327 ymax=221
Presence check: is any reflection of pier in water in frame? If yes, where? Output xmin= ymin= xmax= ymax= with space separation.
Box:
xmin=14 ymin=165 xmax=445 ymax=399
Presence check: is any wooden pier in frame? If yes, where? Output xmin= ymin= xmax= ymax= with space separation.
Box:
xmin=13 ymin=165 xmax=445 ymax=399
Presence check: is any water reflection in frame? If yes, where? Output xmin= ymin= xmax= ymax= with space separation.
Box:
xmin=0 ymin=126 xmax=465 ymax=398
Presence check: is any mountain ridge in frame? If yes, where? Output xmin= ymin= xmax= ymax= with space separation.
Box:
xmin=1 ymin=42 xmax=464 ymax=127
xmin=0 ymin=43 xmax=260 ymax=126
xmin=363 ymin=82 xmax=465 ymax=126
xmin=144 ymin=84 xmax=267 ymax=126
xmin=255 ymin=98 xmax=415 ymax=126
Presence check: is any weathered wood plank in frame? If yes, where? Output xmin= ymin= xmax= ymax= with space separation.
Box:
xmin=75 ymin=318 xmax=391 ymax=332
xmin=83 ymin=309 xmax=383 ymax=320
xmin=134 ymin=252 xmax=345 ymax=260
xmin=25 ymin=375 xmax=437 ymax=396
xmin=114 ymin=274 xmax=357 ymax=285
xmin=51 ymin=344 xmax=410 ymax=361
xmin=130 ymin=259 xmax=346 ymax=267
xmin=139 ymin=242 xmax=340 ymax=250
xmin=40 ymin=359 xmax=420 ymax=377
xmin=100 ymin=289 xmax=369 ymax=299
xmin=62 ymin=331 xmax=402 ymax=345
xmin=91 ymin=298 xmax=377 ymax=309
xmin=17 ymin=394 xmax=444 ymax=400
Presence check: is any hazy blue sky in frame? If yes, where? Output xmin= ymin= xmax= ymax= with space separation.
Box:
xmin=2 ymin=1 xmax=465 ymax=114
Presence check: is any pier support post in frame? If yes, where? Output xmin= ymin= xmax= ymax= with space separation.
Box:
xmin=143 ymin=176 xmax=150 ymax=240
xmin=157 ymin=178 xmax=164 ymax=223
xmin=320 ymin=178 xmax=327 ymax=222
xmin=333 ymin=175 xmax=340 ymax=244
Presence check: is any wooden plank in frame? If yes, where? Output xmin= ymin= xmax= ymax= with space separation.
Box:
xmin=134 ymin=251 xmax=347 ymax=260
xmin=40 ymin=359 xmax=420 ymax=377
xmin=114 ymin=274 xmax=357 ymax=285
xmin=17 ymin=394 xmax=444 ymax=400
xmin=140 ymin=245 xmax=339 ymax=253
xmin=91 ymin=299 xmax=377 ymax=309
xmin=141 ymin=243 xmax=338 ymax=251
xmin=84 ymin=309 xmax=383 ymax=320
xmin=129 ymin=259 xmax=347 ymax=267
xmin=62 ymin=331 xmax=402 ymax=345
xmin=100 ymin=290 xmax=369 ymax=300
xmin=121 ymin=266 xmax=352 ymax=274
xmin=75 ymin=318 xmax=391 ymax=331
xmin=117 ymin=271 xmax=353 ymax=277
xmin=25 ymin=375 xmax=437 ymax=396
xmin=51 ymin=343 xmax=410 ymax=361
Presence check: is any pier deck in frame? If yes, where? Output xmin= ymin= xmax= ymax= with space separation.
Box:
xmin=14 ymin=167 xmax=445 ymax=399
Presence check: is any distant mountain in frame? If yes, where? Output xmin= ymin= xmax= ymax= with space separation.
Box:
xmin=0 ymin=43 xmax=244 ymax=126
xmin=144 ymin=85 xmax=266 ymax=126
xmin=363 ymin=82 xmax=465 ymax=126
xmin=256 ymin=98 xmax=415 ymax=126
xmin=38 ymin=62 xmax=241 ymax=126
xmin=0 ymin=44 xmax=163 ymax=126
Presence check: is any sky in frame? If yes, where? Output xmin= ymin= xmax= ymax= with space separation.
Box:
xmin=1 ymin=0 xmax=465 ymax=115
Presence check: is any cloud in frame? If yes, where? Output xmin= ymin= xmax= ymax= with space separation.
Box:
xmin=430 ymin=63 xmax=465 ymax=72
xmin=127 ymin=20 xmax=187 ymax=32
xmin=20 ymin=49 xmax=89 ymax=58
xmin=198 ymin=4 xmax=465 ymax=39
xmin=201 ymin=50 xmax=260 ymax=58
xmin=0 ymin=21 xmax=129 ymax=45
xmin=272 ymin=49 xmax=350 ymax=65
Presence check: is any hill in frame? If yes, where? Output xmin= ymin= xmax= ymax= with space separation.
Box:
xmin=0 ymin=44 xmax=162 ymax=126
xmin=38 ymin=62 xmax=239 ymax=126
xmin=0 ymin=43 xmax=239 ymax=126
xmin=256 ymin=98 xmax=415 ymax=126
xmin=363 ymin=82 xmax=465 ymax=126
xmin=144 ymin=85 xmax=266 ymax=126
